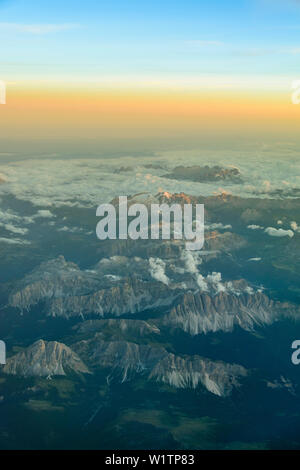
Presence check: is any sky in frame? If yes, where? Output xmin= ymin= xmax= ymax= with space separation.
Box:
xmin=0 ymin=0 xmax=300 ymax=147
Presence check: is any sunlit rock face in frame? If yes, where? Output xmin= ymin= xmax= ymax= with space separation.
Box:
xmin=75 ymin=337 xmax=247 ymax=397
xmin=8 ymin=256 xmax=100 ymax=312
xmin=4 ymin=334 xmax=245 ymax=397
xmin=3 ymin=340 xmax=90 ymax=377
xmin=149 ymin=353 xmax=247 ymax=397
xmin=46 ymin=277 xmax=174 ymax=318
xmin=160 ymin=291 xmax=298 ymax=335
xmin=8 ymin=256 xmax=176 ymax=318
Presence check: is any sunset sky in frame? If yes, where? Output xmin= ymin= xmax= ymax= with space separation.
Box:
xmin=0 ymin=0 xmax=300 ymax=146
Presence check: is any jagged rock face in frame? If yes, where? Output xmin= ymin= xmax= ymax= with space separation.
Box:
xmin=47 ymin=277 xmax=173 ymax=318
xmin=8 ymin=256 xmax=175 ymax=318
xmin=162 ymin=165 xmax=242 ymax=183
xmin=96 ymin=238 xmax=183 ymax=260
xmin=161 ymin=291 xmax=297 ymax=335
xmin=111 ymin=193 xmax=160 ymax=209
xmin=8 ymin=256 xmax=102 ymax=312
xmin=204 ymin=231 xmax=246 ymax=252
xmin=9 ymin=254 xmax=258 ymax=320
xmin=85 ymin=340 xmax=166 ymax=381
xmin=74 ymin=319 xmax=160 ymax=339
xmin=2 ymin=334 xmax=247 ymax=397
xmin=3 ymin=340 xmax=90 ymax=377
xmin=75 ymin=338 xmax=246 ymax=396
xmin=156 ymin=191 xmax=199 ymax=206
xmin=150 ymin=354 xmax=246 ymax=397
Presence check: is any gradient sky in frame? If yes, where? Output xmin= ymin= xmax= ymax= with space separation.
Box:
xmin=0 ymin=0 xmax=300 ymax=145
xmin=1 ymin=0 xmax=300 ymax=80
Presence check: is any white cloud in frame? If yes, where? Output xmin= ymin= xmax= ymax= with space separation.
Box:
xmin=264 ymin=227 xmax=294 ymax=238
xmin=149 ymin=257 xmax=169 ymax=285
xmin=206 ymin=222 xmax=232 ymax=230
xmin=247 ymin=224 xmax=264 ymax=230
xmin=286 ymin=48 xmax=300 ymax=55
xmin=34 ymin=210 xmax=55 ymax=219
xmin=0 ymin=23 xmax=80 ymax=34
xmin=0 ymin=237 xmax=30 ymax=245
xmin=206 ymin=271 xmax=222 ymax=284
xmin=0 ymin=209 xmax=35 ymax=237
xmin=57 ymin=225 xmax=87 ymax=234
xmin=179 ymin=251 xmax=255 ymax=295
xmin=196 ymin=274 xmax=208 ymax=291
xmin=0 ymin=223 xmax=28 ymax=235
xmin=181 ymin=250 xmax=201 ymax=274
xmin=245 ymin=286 xmax=254 ymax=294
xmin=0 ymin=207 xmax=54 ymax=238
xmin=0 ymin=151 xmax=299 ymax=212
xmin=290 ymin=221 xmax=300 ymax=232
xmin=206 ymin=272 xmax=225 ymax=292
xmin=185 ymin=40 xmax=224 ymax=47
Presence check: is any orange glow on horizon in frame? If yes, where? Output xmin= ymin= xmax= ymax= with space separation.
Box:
xmin=0 ymin=84 xmax=299 ymax=140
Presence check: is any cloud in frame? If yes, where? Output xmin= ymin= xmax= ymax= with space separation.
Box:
xmin=0 ymin=208 xmax=35 ymax=236
xmin=181 ymin=250 xmax=200 ymax=274
xmin=57 ymin=225 xmax=90 ymax=234
xmin=0 ymin=208 xmax=54 ymax=238
xmin=0 ymin=23 xmax=80 ymax=34
xmin=196 ymin=273 xmax=208 ymax=291
xmin=34 ymin=210 xmax=55 ymax=219
xmin=0 ymin=237 xmax=30 ymax=245
xmin=245 ymin=286 xmax=254 ymax=294
xmin=181 ymin=250 xmax=217 ymax=290
xmin=0 ymin=223 xmax=28 ymax=235
xmin=179 ymin=250 xmax=255 ymax=295
xmin=206 ymin=271 xmax=225 ymax=293
xmin=290 ymin=221 xmax=300 ymax=232
xmin=284 ymin=47 xmax=300 ymax=54
xmin=206 ymin=271 xmax=222 ymax=284
xmin=206 ymin=222 xmax=232 ymax=230
xmin=185 ymin=40 xmax=224 ymax=47
xmin=264 ymin=227 xmax=294 ymax=238
xmin=0 ymin=151 xmax=298 ymax=212
xmin=149 ymin=257 xmax=169 ymax=285
xmin=247 ymin=224 xmax=264 ymax=230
